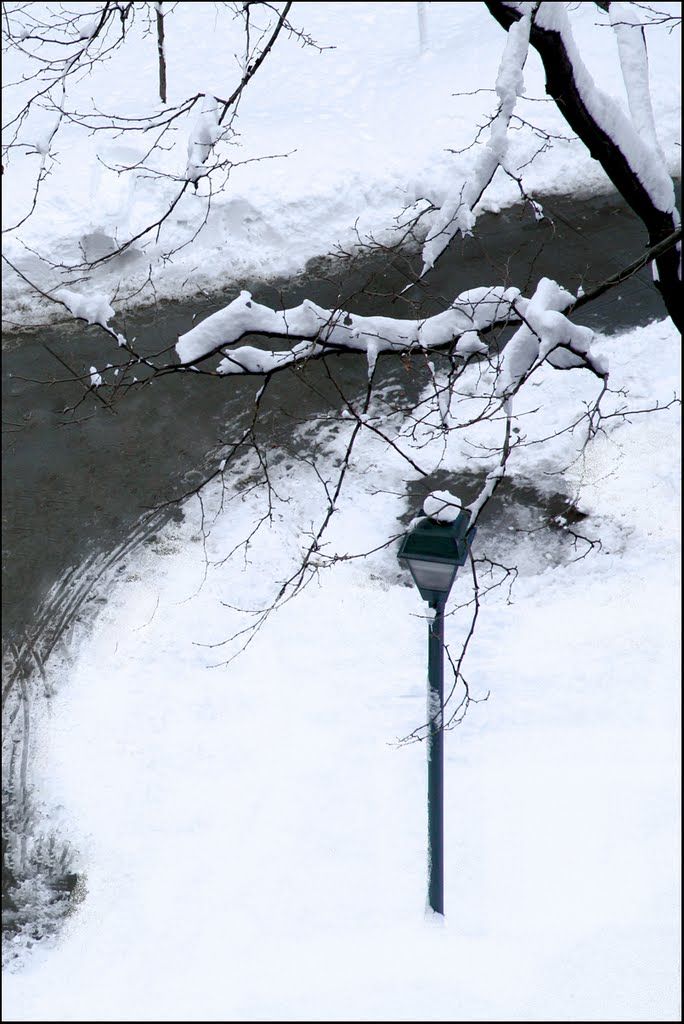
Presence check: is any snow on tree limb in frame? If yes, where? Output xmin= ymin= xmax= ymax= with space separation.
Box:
xmin=185 ymin=96 xmax=223 ymax=184
xmin=420 ymin=5 xmax=534 ymax=273
xmin=609 ymin=1 xmax=666 ymax=162
xmin=532 ymin=2 xmax=674 ymax=214
xmin=53 ymin=287 xmax=116 ymax=329
xmin=497 ymin=277 xmax=607 ymax=398
xmin=484 ymin=0 xmax=681 ymax=330
xmin=175 ymin=286 xmax=521 ymax=374
xmin=175 ymin=277 xmax=607 ymax=395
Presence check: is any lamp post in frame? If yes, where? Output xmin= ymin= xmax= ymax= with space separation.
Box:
xmin=397 ymin=508 xmax=476 ymax=916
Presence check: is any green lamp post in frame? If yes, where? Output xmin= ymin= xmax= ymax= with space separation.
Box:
xmin=398 ymin=507 xmax=476 ymax=916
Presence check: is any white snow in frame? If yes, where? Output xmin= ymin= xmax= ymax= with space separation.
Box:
xmin=3 ymin=316 xmax=680 ymax=1022
xmin=533 ymin=1 xmax=676 ymax=213
xmin=76 ymin=14 xmax=101 ymax=42
xmin=1 ymin=3 xmax=681 ymax=1022
xmin=610 ymin=1 xmax=666 ymax=160
xmin=176 ymin=286 xmax=521 ymax=371
xmin=497 ymin=277 xmax=608 ymax=397
xmin=1 ymin=1 xmax=680 ymax=323
xmin=423 ymin=490 xmax=463 ymax=522
xmin=454 ymin=330 xmax=488 ymax=357
xmin=185 ymin=95 xmax=223 ymax=184
xmin=53 ymin=288 xmax=116 ymax=329
xmin=421 ymin=6 xmax=533 ymax=272
xmin=466 ymin=464 xmax=506 ymax=523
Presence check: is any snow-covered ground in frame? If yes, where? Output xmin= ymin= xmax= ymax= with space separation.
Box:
xmin=2 ymin=1 xmax=681 ymax=322
xmin=2 ymin=3 xmax=681 ymax=1021
xmin=3 ymin=316 xmax=681 ymax=1021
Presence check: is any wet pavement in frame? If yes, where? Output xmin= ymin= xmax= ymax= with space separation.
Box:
xmin=3 ymin=187 xmax=677 ymax=647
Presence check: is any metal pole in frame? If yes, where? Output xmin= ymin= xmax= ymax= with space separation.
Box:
xmin=427 ymin=597 xmax=445 ymax=915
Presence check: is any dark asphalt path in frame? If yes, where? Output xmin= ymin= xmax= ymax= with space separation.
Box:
xmin=2 ymin=187 xmax=679 ymax=646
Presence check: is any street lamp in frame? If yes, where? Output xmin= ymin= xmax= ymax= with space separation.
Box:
xmin=398 ymin=507 xmax=476 ymax=916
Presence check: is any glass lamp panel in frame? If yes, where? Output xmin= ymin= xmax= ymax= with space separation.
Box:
xmin=409 ymin=559 xmax=457 ymax=596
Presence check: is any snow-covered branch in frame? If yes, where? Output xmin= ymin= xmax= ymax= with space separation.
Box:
xmin=484 ymin=0 xmax=681 ymax=330
xmin=609 ymin=1 xmax=666 ymax=160
xmin=420 ymin=4 xmax=535 ymax=273
xmin=173 ymin=277 xmax=609 ymax=400
xmin=175 ymin=286 xmax=521 ymax=377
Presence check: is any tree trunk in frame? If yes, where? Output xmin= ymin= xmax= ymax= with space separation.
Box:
xmin=484 ymin=1 xmax=681 ymax=331
xmin=156 ymin=3 xmax=167 ymax=105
